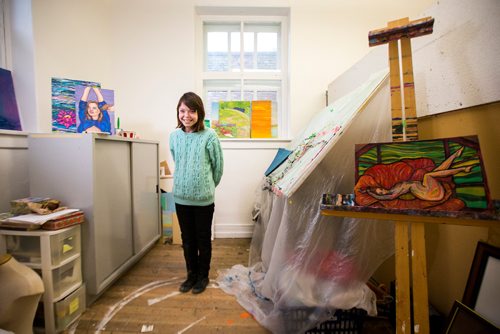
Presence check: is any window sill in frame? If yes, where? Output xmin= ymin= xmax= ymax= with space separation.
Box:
xmin=220 ymin=138 xmax=291 ymax=150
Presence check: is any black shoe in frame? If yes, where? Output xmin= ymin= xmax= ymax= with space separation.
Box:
xmin=192 ymin=277 xmax=209 ymax=294
xmin=179 ymin=277 xmax=197 ymax=293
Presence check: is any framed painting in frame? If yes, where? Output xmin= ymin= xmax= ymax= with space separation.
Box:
xmin=354 ymin=136 xmax=492 ymax=212
xmin=462 ymin=241 xmax=500 ymax=328
xmin=443 ymin=300 xmax=499 ymax=334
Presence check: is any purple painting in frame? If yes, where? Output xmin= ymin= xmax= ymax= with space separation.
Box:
xmin=0 ymin=68 xmax=22 ymax=131
xmin=75 ymin=85 xmax=115 ymax=134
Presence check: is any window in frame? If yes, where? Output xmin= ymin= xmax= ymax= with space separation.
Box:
xmin=197 ymin=9 xmax=289 ymax=139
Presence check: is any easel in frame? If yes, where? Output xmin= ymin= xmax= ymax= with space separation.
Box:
xmin=320 ymin=16 xmax=498 ymax=334
xmin=320 ymin=209 xmax=499 ymax=334
xmin=368 ymin=16 xmax=434 ymax=142
xmin=369 ymin=17 xmax=435 ymax=333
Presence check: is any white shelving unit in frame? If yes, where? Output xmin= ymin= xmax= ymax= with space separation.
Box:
xmin=0 ymin=225 xmax=85 ymax=333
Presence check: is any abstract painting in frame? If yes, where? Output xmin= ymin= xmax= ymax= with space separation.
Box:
xmin=0 ymin=68 xmax=22 ymax=131
xmin=213 ymin=101 xmax=251 ymax=138
xmin=251 ymin=100 xmax=272 ymax=138
xmin=52 ymin=78 xmax=100 ymax=132
xmin=354 ymin=136 xmax=491 ymax=211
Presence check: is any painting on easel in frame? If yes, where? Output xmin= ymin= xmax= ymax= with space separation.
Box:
xmin=354 ymin=136 xmax=491 ymax=212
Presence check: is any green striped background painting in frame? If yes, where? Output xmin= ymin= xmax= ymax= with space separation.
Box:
xmin=355 ymin=136 xmax=491 ymax=210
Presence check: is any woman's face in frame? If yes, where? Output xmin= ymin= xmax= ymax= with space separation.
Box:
xmin=87 ymin=102 xmax=101 ymax=120
xmin=178 ymin=102 xmax=198 ymax=132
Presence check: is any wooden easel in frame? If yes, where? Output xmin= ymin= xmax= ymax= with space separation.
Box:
xmin=368 ymin=17 xmax=434 ymax=333
xmin=320 ymin=209 xmax=499 ymax=334
xmin=369 ymin=16 xmax=434 ymax=141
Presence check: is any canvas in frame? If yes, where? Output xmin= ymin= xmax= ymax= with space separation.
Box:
xmin=251 ymin=100 xmax=272 ymax=138
xmin=354 ymin=136 xmax=492 ymax=211
xmin=266 ymin=69 xmax=388 ymax=196
xmin=75 ymin=85 xmax=116 ymax=134
xmin=213 ymin=101 xmax=251 ymax=138
xmin=0 ymin=68 xmax=22 ymax=131
xmin=52 ymin=78 xmax=100 ymax=132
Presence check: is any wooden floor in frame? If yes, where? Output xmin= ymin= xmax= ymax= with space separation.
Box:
xmin=65 ymin=238 xmax=394 ymax=334
xmin=65 ymin=239 xmax=271 ymax=333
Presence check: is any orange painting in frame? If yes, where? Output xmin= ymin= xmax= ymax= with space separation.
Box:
xmin=251 ymin=100 xmax=272 ymax=138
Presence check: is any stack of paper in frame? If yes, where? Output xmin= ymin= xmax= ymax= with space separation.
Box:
xmin=0 ymin=209 xmax=82 ymax=230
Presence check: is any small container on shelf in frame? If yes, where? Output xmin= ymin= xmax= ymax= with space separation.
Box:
xmin=5 ymin=225 xmax=81 ymax=266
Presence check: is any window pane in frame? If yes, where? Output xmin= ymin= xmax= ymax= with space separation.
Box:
xmin=243 ymin=90 xmax=254 ymax=101
xmin=207 ymin=32 xmax=228 ymax=71
xmin=204 ymin=80 xmax=240 ymax=120
xmin=257 ymin=32 xmax=278 ymax=70
xmin=243 ymin=32 xmax=255 ymax=70
xmin=207 ymin=32 xmax=228 ymax=52
xmin=230 ymin=90 xmax=241 ymax=100
xmin=205 ymin=23 xmax=239 ymax=72
xmin=244 ymin=23 xmax=280 ymax=71
xmin=230 ymin=32 xmax=240 ymax=71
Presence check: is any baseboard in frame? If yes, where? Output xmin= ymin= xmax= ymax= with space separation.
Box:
xmin=214 ymin=223 xmax=254 ymax=238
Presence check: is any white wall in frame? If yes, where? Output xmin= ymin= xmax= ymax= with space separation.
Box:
xmin=328 ymin=0 xmax=500 ymax=117
xmin=11 ymin=0 xmax=433 ymax=236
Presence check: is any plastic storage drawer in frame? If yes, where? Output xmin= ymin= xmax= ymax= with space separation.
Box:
xmin=5 ymin=226 xmax=81 ymax=266
xmin=54 ymin=284 xmax=86 ymax=331
xmin=35 ymin=257 xmax=82 ymax=300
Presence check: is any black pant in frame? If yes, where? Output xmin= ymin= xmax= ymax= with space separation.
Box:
xmin=175 ymin=203 xmax=214 ymax=279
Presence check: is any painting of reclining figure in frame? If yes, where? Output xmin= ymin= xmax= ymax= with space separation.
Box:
xmin=354 ymin=136 xmax=491 ymax=211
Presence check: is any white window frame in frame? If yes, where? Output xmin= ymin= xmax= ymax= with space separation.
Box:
xmin=196 ymin=10 xmax=289 ymax=140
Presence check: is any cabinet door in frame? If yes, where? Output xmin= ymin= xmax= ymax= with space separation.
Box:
xmin=131 ymin=142 xmax=160 ymax=254
xmin=94 ymin=140 xmax=133 ymax=288
xmin=0 ymin=133 xmax=29 ymax=212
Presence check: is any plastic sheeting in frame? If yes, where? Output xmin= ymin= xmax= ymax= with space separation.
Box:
xmin=217 ymin=70 xmax=396 ymax=333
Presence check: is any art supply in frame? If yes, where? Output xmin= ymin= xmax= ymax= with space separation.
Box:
xmin=119 ymin=130 xmax=137 ymax=139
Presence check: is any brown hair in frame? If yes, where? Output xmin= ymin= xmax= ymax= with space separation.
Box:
xmin=176 ymin=92 xmax=205 ymax=132
xmin=85 ymin=101 xmax=103 ymax=122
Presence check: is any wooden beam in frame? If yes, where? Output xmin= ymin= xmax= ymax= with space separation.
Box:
xmin=411 ymin=222 xmax=430 ymax=334
xmin=401 ymin=36 xmax=419 ymax=140
xmin=395 ymin=221 xmax=412 ymax=333
xmin=320 ymin=208 xmax=499 ymax=228
xmin=369 ymin=17 xmax=434 ymax=47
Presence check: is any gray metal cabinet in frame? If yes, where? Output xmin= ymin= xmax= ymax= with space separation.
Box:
xmin=28 ymin=134 xmax=160 ymax=305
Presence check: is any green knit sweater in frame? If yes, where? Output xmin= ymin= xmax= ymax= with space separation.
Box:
xmin=169 ymin=128 xmax=224 ymax=206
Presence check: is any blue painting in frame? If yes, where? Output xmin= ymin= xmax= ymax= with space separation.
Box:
xmin=75 ymin=85 xmax=115 ymax=134
xmin=0 ymin=68 xmax=22 ymax=131
xmin=51 ymin=78 xmax=100 ymax=132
